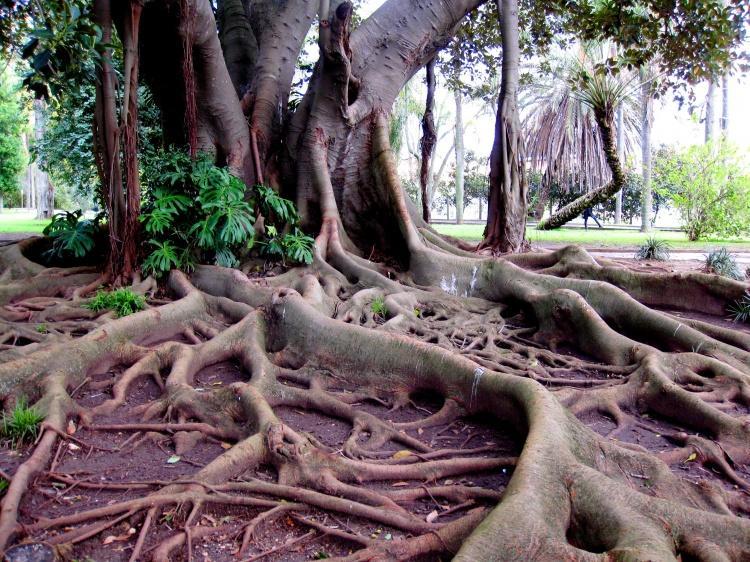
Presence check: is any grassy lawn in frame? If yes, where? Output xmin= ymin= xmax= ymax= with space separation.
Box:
xmin=0 ymin=211 xmax=48 ymax=234
xmin=434 ymin=223 xmax=750 ymax=250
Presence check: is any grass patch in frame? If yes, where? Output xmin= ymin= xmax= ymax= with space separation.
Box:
xmin=0 ymin=211 xmax=48 ymax=234
xmin=433 ymin=224 xmax=750 ymax=250
xmin=1 ymin=399 xmax=44 ymax=447
xmin=84 ymin=288 xmax=146 ymax=317
xmin=370 ymin=295 xmax=387 ymax=317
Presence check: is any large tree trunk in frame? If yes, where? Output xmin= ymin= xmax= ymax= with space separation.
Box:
xmin=640 ymin=66 xmax=653 ymax=233
xmin=419 ymin=58 xmax=437 ymax=223
xmin=454 ymin=89 xmax=465 ymax=225
xmin=216 ymin=0 xmax=258 ymax=98
xmin=482 ymin=0 xmax=526 ymax=252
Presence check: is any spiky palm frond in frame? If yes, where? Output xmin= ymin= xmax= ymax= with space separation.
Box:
xmin=523 ymin=43 xmax=639 ymax=194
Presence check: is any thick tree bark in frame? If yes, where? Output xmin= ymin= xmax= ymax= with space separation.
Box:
xmin=482 ymin=0 xmax=526 ymax=251
xmin=419 ymin=58 xmax=437 ymax=223
xmin=537 ymin=106 xmax=624 ymax=231
xmin=243 ymin=0 xmax=317 ymax=185
xmin=454 ymin=89 xmax=465 ymax=225
xmin=216 ymin=0 xmax=258 ymax=98
xmin=640 ymin=66 xmax=653 ymax=233
xmin=290 ymin=0 xmax=483 ymax=254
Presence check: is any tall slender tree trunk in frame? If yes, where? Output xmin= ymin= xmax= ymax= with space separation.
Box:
xmin=93 ymin=0 xmax=126 ymax=279
xmin=705 ymin=80 xmax=716 ymax=143
xmin=640 ymin=67 xmax=653 ymax=233
xmin=721 ymin=73 xmax=729 ymax=136
xmin=454 ymin=89 xmax=465 ymax=225
xmin=614 ymin=103 xmax=624 ymax=224
xmin=32 ymin=100 xmax=53 ymax=220
xmin=419 ymin=58 xmax=437 ymax=223
xmin=481 ymin=0 xmax=526 ymax=251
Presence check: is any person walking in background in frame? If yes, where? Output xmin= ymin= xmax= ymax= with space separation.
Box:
xmin=583 ymin=206 xmax=602 ymax=230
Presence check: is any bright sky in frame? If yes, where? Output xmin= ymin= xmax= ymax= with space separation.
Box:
xmin=359 ymin=0 xmax=750 ymax=156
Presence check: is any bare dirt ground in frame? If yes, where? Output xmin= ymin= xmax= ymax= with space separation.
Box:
xmin=1 ymin=252 xmax=748 ymax=561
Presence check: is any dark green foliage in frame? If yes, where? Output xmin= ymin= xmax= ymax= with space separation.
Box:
xmin=43 ymin=210 xmax=104 ymax=259
xmin=635 ymin=237 xmax=671 ymax=261
xmin=11 ymin=0 xmax=102 ymax=99
xmin=0 ymin=66 xmax=27 ymax=203
xmin=141 ymin=149 xmax=314 ymax=278
xmin=84 ymin=288 xmax=146 ymax=317
xmin=729 ymin=292 xmax=750 ymax=324
xmin=704 ymin=248 xmax=744 ymax=280
xmin=1 ymin=399 xmax=44 ymax=447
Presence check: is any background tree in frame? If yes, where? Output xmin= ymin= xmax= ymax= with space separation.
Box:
xmin=0 ymin=64 xmax=26 ymax=212
xmin=653 ymin=140 xmax=750 ymax=241
xmin=524 ymin=45 xmax=639 ymax=225
xmin=482 ymin=0 xmax=526 ymax=252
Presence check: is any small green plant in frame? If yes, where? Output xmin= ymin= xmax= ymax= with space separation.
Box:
xmin=43 ymin=210 xmax=104 ymax=259
xmin=257 ymin=226 xmax=314 ymax=265
xmin=0 ymin=479 xmax=8 ymax=495
xmin=635 ymin=237 xmax=671 ymax=261
xmin=1 ymin=399 xmax=44 ymax=446
xmin=35 ymin=323 xmax=48 ymax=334
xmin=704 ymin=248 xmax=743 ymax=280
xmin=84 ymin=288 xmax=146 ymax=317
xmin=413 ymin=307 xmax=422 ymax=318
xmin=729 ymin=291 xmax=750 ymax=323
xmin=140 ymin=149 xmax=314 ymax=277
xmin=371 ymin=295 xmax=387 ymax=317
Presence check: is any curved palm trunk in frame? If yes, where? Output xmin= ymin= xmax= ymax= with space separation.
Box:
xmin=536 ymin=106 xmax=623 ymax=231
xmin=482 ymin=0 xmax=526 ymax=252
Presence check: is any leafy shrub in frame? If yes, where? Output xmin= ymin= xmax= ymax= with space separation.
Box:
xmin=43 ymin=210 xmax=104 ymax=259
xmin=371 ymin=296 xmax=387 ymax=317
xmin=84 ymin=288 xmax=146 ymax=317
xmin=729 ymin=292 xmax=750 ymax=323
xmin=703 ymin=248 xmax=744 ymax=280
xmin=140 ymin=150 xmax=314 ymax=277
xmin=635 ymin=237 xmax=671 ymax=261
xmin=653 ymin=141 xmax=750 ymax=241
xmin=1 ymin=399 xmax=44 ymax=447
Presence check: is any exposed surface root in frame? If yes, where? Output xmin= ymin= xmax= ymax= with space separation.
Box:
xmin=2 ymin=227 xmax=750 ymax=560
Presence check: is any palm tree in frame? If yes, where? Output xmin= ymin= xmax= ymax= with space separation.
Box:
xmin=525 ymin=44 xmax=639 ymax=230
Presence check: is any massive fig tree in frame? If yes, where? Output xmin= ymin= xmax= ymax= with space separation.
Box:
xmin=0 ymin=0 xmax=749 ymax=560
